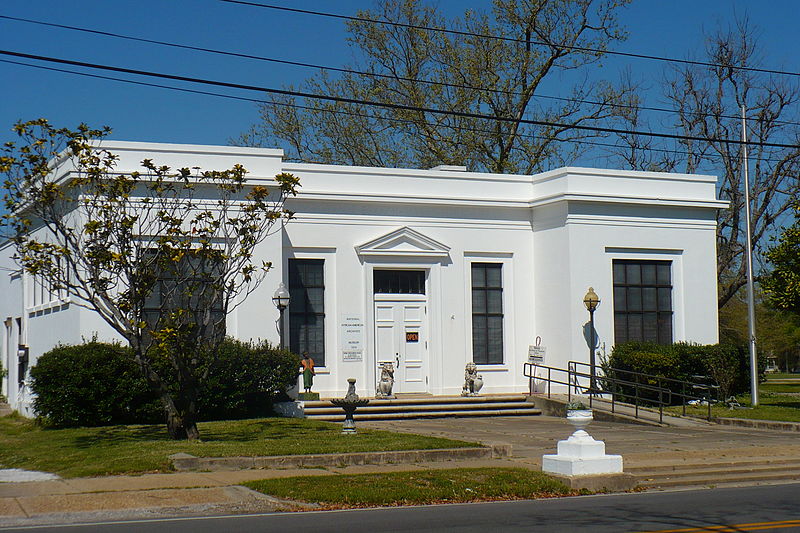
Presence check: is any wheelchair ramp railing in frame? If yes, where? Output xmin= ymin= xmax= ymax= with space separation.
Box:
xmin=523 ymin=361 xmax=711 ymax=424
xmin=568 ymin=361 xmax=718 ymax=421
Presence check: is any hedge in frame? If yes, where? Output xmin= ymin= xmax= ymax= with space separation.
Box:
xmin=602 ymin=341 xmax=764 ymax=405
xmin=29 ymin=341 xmax=162 ymax=427
xmin=30 ymin=338 xmax=301 ymax=427
xmin=198 ymin=338 xmax=300 ymax=421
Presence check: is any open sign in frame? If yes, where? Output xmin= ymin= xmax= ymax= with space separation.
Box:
xmin=406 ymin=332 xmax=419 ymax=342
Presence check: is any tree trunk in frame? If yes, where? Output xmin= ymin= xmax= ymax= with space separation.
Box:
xmin=159 ymin=390 xmax=200 ymax=441
xmin=165 ymin=409 xmax=200 ymax=441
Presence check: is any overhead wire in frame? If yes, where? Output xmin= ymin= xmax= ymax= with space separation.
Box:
xmin=219 ymin=0 xmax=800 ymax=79
xmin=0 ymin=14 xmax=729 ymax=124
xmin=3 ymin=14 xmax=800 ymax=128
xmin=5 ymin=13 xmax=800 ymax=129
xmin=2 ymin=57 xmax=795 ymax=166
xmin=1 ymin=49 xmax=797 ymax=151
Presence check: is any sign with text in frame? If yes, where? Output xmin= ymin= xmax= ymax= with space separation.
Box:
xmin=528 ymin=337 xmax=546 ymax=364
xmin=405 ymin=331 xmax=419 ymax=343
xmin=340 ymin=316 xmax=364 ymax=362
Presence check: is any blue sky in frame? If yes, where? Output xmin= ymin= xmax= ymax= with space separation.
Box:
xmin=1 ymin=0 xmax=798 ymax=164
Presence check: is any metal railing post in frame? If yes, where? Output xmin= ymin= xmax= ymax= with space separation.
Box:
xmin=682 ymin=382 xmax=687 ymax=416
xmin=567 ymin=366 xmax=572 ymax=403
xmin=611 ymin=377 xmax=616 ymax=414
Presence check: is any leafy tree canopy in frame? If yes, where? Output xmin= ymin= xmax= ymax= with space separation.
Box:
xmin=237 ymin=0 xmax=633 ymax=174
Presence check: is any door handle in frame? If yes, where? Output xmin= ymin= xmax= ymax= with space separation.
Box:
xmin=395 ymin=353 xmax=400 ymax=367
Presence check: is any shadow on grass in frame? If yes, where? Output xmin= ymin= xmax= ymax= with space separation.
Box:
xmin=69 ymin=424 xmax=171 ymax=448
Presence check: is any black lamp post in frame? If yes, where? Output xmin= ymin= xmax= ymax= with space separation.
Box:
xmin=272 ymin=282 xmax=290 ymax=349
xmin=583 ymin=287 xmax=600 ymax=394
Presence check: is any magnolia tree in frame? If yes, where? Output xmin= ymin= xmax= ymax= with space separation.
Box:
xmin=1 ymin=119 xmax=299 ymax=439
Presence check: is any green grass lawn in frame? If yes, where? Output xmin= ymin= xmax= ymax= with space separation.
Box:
xmin=668 ymin=390 xmax=800 ymax=423
xmin=244 ymin=468 xmax=578 ymax=508
xmin=0 ymin=415 xmax=476 ymax=478
xmin=761 ymin=383 xmax=800 ymax=394
xmin=765 ymin=373 xmax=800 ymax=381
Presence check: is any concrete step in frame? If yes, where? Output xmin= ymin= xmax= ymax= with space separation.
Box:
xmin=632 ymin=462 xmax=800 ymax=481
xmin=308 ymin=407 xmax=542 ymax=422
xmin=639 ymin=469 xmax=800 ymax=489
xmin=303 ymin=394 xmax=529 ymax=408
xmin=0 ymin=403 xmax=12 ymax=416
xmin=302 ymin=394 xmax=540 ymax=421
xmin=631 ymin=457 xmax=800 ymax=489
xmin=306 ymin=401 xmax=538 ymax=416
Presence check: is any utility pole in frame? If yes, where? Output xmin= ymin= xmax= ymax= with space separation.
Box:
xmin=741 ymin=105 xmax=759 ymax=407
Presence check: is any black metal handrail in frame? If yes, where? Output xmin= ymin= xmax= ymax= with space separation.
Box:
xmin=523 ymin=362 xmax=671 ymax=424
xmin=568 ymin=361 xmax=718 ymax=420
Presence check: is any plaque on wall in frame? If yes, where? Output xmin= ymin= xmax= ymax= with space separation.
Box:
xmin=340 ymin=316 xmax=364 ymax=362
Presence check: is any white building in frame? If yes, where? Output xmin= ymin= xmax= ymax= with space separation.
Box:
xmin=0 ymin=142 xmax=726 ymax=414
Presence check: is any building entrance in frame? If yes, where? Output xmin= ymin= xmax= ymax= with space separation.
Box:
xmin=373 ymin=270 xmax=428 ymax=394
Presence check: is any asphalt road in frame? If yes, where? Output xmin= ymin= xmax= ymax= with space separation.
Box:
xmin=4 ymin=483 xmax=800 ymax=533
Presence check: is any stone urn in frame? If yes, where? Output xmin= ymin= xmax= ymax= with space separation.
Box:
xmin=566 ymin=409 xmax=593 ymax=434
xmin=330 ymin=378 xmax=370 ymax=434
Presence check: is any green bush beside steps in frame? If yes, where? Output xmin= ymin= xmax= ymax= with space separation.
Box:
xmin=29 ymin=338 xmax=300 ymax=427
xmin=602 ymin=341 xmax=766 ymax=405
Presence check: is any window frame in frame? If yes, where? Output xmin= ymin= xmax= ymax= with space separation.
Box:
xmin=470 ymin=262 xmax=504 ymax=365
xmin=288 ymin=258 xmax=326 ymax=367
xmin=612 ymin=259 xmax=673 ymax=345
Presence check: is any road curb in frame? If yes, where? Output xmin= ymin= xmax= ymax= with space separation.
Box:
xmin=170 ymin=445 xmax=512 ymax=471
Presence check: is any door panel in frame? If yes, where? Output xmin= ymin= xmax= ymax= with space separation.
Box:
xmin=401 ymin=302 xmax=425 ymax=388
xmin=374 ymin=303 xmax=397 ymax=368
xmin=374 ymin=298 xmax=428 ymax=394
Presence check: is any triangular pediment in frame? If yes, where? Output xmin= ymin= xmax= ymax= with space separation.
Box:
xmin=355 ymin=226 xmax=450 ymax=258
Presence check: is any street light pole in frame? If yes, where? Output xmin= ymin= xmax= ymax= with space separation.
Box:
xmin=583 ymin=287 xmax=601 ymax=395
xmin=272 ymin=282 xmax=290 ymax=349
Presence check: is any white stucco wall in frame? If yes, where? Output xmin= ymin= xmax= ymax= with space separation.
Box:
xmin=1 ymin=141 xmax=727 ymax=411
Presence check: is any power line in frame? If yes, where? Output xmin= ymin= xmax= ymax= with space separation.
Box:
xmin=2 ymin=57 xmax=794 ymax=166
xmin=0 ymin=15 xmax=712 ymax=122
xmin=2 ymin=48 xmax=797 ymax=150
xmin=0 ymin=57 xmax=670 ymax=159
xmin=219 ymin=0 xmax=800 ymax=79
xmin=4 ymin=14 xmax=799 ymax=129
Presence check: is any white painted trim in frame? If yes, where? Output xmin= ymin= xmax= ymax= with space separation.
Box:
xmin=356 ymin=226 xmax=451 ymax=259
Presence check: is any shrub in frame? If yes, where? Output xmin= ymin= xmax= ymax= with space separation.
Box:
xmin=198 ymin=339 xmax=301 ymax=421
xmin=29 ymin=341 xmax=162 ymax=427
xmin=30 ymin=338 xmax=301 ymax=427
xmin=603 ymin=341 xmax=763 ymax=405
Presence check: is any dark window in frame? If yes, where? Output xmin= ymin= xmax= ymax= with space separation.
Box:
xmin=289 ymin=259 xmax=325 ymax=366
xmin=613 ymin=260 xmax=672 ymax=344
xmin=141 ymin=253 xmax=225 ymax=344
xmin=471 ymin=263 xmax=503 ymax=364
xmin=373 ymin=270 xmax=426 ymax=294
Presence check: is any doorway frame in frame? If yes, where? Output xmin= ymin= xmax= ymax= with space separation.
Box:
xmin=363 ymin=260 xmax=445 ymax=396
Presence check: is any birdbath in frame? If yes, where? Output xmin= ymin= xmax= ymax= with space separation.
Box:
xmin=330 ymin=378 xmax=370 ymax=434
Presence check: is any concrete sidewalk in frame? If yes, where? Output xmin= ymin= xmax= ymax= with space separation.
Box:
xmin=3 ymin=415 xmax=800 ymax=527
xmin=0 ymin=458 xmax=521 ymax=527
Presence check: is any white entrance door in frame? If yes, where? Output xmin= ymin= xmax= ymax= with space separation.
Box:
xmin=374 ymin=295 xmax=428 ymax=394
